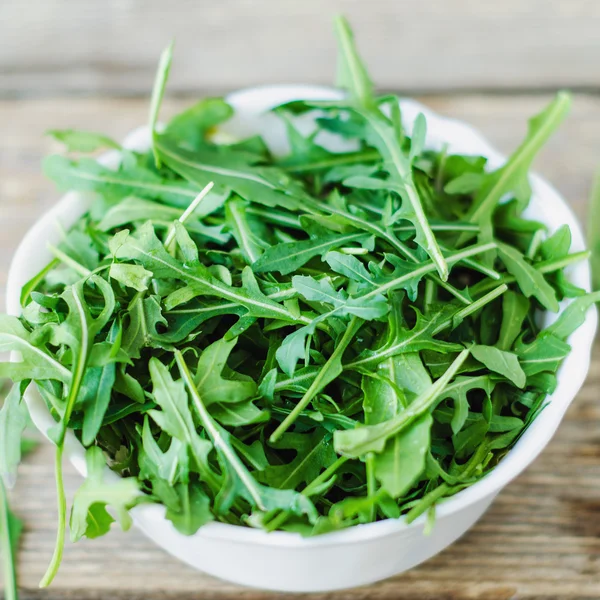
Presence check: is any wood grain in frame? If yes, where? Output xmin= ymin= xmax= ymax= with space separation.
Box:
xmin=2 ymin=0 xmax=600 ymax=96
xmin=1 ymin=94 xmax=599 ymax=599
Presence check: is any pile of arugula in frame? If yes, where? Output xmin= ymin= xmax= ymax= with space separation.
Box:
xmin=1 ymin=16 xmax=597 ymax=588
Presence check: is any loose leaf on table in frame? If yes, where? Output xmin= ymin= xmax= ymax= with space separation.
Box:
xmin=0 ymin=476 xmax=22 ymax=600
xmin=0 ymin=385 xmax=29 ymax=488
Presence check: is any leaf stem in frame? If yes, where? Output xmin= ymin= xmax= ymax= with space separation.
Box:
xmin=365 ymin=454 xmax=377 ymax=522
xmin=164 ymin=181 xmax=214 ymax=249
xmin=434 ymin=284 xmax=509 ymax=334
xmin=359 ymin=242 xmax=496 ymax=302
xmin=175 ymin=351 xmax=266 ymax=510
xmin=263 ymin=456 xmax=350 ymax=532
xmin=39 ymin=444 xmax=65 ymax=588
xmin=269 ymin=317 xmax=362 ymax=443
xmin=0 ymin=478 xmax=18 ymax=600
xmin=47 ymin=245 xmax=91 ymax=277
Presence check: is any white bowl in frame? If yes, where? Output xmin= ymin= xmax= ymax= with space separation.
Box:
xmin=6 ymin=86 xmax=597 ymax=593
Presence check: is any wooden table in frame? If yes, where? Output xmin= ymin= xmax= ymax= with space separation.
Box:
xmin=1 ymin=95 xmax=600 ymax=600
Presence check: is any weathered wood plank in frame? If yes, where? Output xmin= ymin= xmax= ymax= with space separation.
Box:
xmin=1 ymin=94 xmax=599 ymax=599
xmin=2 ymin=0 xmax=600 ymax=96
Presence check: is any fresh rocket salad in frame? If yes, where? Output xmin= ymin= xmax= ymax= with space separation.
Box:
xmin=1 ymin=16 xmax=598 ymax=592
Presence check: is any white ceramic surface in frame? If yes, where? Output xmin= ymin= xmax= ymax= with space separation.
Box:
xmin=6 ymin=86 xmax=597 ymax=593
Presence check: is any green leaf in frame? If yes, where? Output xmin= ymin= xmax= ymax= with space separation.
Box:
xmin=253 ymin=232 xmax=366 ymax=275
xmin=225 ymin=197 xmax=266 ymax=264
xmin=194 ymin=338 xmax=257 ymax=407
xmin=0 ymin=315 xmax=71 ymax=383
xmin=334 ymin=17 xmax=447 ymax=279
xmin=333 ymin=15 xmax=375 ymax=109
xmin=588 ymin=172 xmax=600 ymax=290
xmin=99 ymin=196 xmax=228 ymax=236
xmin=154 ymin=136 xmax=309 ymax=212
xmin=543 ymin=291 xmax=600 ymax=340
xmin=292 ymin=275 xmax=388 ymax=320
xmin=471 ymin=345 xmax=526 ymax=388
xmin=498 ymin=243 xmax=559 ymax=312
xmin=165 ymin=98 xmax=233 ymax=150
xmin=47 ymin=129 xmax=120 ymax=152
xmin=148 ymin=358 xmax=215 ymax=486
xmin=149 ymin=41 xmax=174 ymax=166
xmin=117 ymin=223 xmax=298 ymax=322
xmin=176 ymin=352 xmax=316 ymax=521
xmin=70 ymin=447 xmax=139 ymax=542
xmin=109 ymin=263 xmax=153 ymax=292
xmin=438 ymin=375 xmax=495 ymax=435
xmin=515 ymin=334 xmax=571 ymax=376
xmin=324 ymin=251 xmax=374 ymax=285
xmin=0 ymin=477 xmax=22 ymax=600
xmin=43 ymin=155 xmax=201 ymax=208
xmin=334 ymin=349 xmax=470 ymax=457
xmin=259 ymin=431 xmax=336 ymax=490
xmin=374 ymin=414 xmax=432 ymax=498
xmin=497 ymin=290 xmax=530 ymax=351
xmin=462 ymin=92 xmax=571 ymax=244
xmin=165 ymin=483 xmax=213 ymax=535
xmin=0 ymin=385 xmax=29 ymax=488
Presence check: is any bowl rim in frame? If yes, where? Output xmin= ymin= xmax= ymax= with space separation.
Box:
xmin=6 ymin=84 xmax=597 ymax=548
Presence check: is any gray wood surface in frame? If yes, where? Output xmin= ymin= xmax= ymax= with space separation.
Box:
xmin=2 ymin=0 xmax=600 ymax=97
xmin=1 ymin=94 xmax=600 ymax=599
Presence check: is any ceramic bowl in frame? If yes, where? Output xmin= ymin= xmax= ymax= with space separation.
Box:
xmin=6 ymin=85 xmax=597 ymax=592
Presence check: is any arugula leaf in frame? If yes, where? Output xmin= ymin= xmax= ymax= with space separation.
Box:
xmin=0 ymin=386 xmax=29 ymax=489
xmin=0 ymin=477 xmax=20 ymax=600
xmin=497 ymin=290 xmax=530 ymax=351
xmin=70 ymin=447 xmax=139 ymax=541
xmin=176 ymin=351 xmax=317 ymax=520
xmin=334 ymin=16 xmax=448 ymax=280
xmin=471 ymin=345 xmax=526 ymax=388
xmin=253 ymin=232 xmax=366 ymax=275
xmin=259 ymin=431 xmax=337 ymax=490
xmin=334 ymin=349 xmax=470 ymax=457
xmin=149 ymin=41 xmax=174 ymax=166
xmin=165 ymin=483 xmax=213 ymax=535
xmin=498 ymin=243 xmax=559 ymax=312
xmin=148 ymin=358 xmax=217 ymax=489
xmin=48 ymin=129 xmax=120 ymax=152
xmin=165 ymin=98 xmax=233 ymax=150
xmin=460 ymin=92 xmax=571 ymax=246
